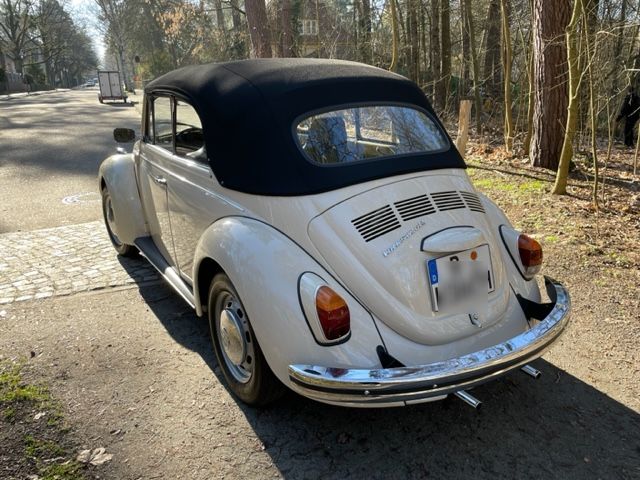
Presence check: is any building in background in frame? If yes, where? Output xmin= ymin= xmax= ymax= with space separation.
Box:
xmin=268 ymin=0 xmax=353 ymax=58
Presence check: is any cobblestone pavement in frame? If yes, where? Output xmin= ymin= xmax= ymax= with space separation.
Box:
xmin=0 ymin=221 xmax=159 ymax=304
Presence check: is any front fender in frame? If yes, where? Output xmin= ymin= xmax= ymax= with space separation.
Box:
xmin=98 ymin=153 xmax=147 ymax=245
xmin=193 ymin=217 xmax=384 ymax=387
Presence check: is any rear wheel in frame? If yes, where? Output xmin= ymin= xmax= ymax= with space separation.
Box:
xmin=208 ymin=274 xmax=284 ymax=406
xmin=101 ymin=187 xmax=137 ymax=257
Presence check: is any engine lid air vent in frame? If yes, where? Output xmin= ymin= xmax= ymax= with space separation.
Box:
xmin=394 ymin=195 xmax=436 ymax=221
xmin=430 ymin=191 xmax=466 ymax=211
xmin=460 ymin=191 xmax=486 ymax=213
xmin=351 ymin=205 xmax=401 ymax=242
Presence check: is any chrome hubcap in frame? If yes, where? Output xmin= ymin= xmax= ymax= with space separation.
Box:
xmin=220 ymin=309 xmax=245 ymax=365
xmin=217 ymin=294 xmax=254 ymax=383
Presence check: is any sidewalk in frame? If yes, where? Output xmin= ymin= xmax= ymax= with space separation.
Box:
xmin=0 ymin=88 xmax=70 ymax=101
xmin=0 ymin=221 xmax=158 ymax=305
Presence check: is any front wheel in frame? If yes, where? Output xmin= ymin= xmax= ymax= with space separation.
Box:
xmin=101 ymin=187 xmax=138 ymax=257
xmin=208 ymin=274 xmax=284 ymax=406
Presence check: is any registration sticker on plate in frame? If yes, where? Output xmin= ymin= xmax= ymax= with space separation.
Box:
xmin=427 ymin=244 xmax=494 ymax=315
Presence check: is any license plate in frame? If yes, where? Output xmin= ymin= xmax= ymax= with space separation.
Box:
xmin=427 ymin=244 xmax=494 ymax=315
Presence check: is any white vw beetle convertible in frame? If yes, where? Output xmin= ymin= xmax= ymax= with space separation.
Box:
xmin=99 ymin=59 xmax=570 ymax=408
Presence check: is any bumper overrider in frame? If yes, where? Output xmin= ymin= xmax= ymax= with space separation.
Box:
xmin=288 ymin=276 xmax=570 ymax=407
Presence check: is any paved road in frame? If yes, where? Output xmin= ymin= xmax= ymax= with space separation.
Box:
xmin=0 ymin=88 xmax=139 ymax=233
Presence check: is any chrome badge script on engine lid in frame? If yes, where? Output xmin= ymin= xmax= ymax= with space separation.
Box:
xmin=427 ymin=245 xmax=494 ymax=322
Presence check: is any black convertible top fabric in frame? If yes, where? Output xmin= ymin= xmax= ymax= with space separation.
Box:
xmin=145 ymin=58 xmax=465 ymax=196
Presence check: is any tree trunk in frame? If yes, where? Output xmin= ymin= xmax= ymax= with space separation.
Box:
xmin=407 ymin=0 xmax=420 ymax=82
xmin=523 ymin=36 xmax=535 ymax=155
xmin=420 ymin=3 xmax=428 ymax=86
xmin=584 ymin=13 xmax=599 ymax=208
xmin=278 ymin=0 xmax=294 ymax=57
xmin=441 ymin=0 xmax=451 ymax=110
xmin=483 ymin=0 xmax=502 ymax=97
xmin=501 ymin=0 xmax=513 ymax=152
xmin=431 ymin=0 xmax=443 ymax=109
xmin=230 ymin=0 xmax=242 ymax=31
xmin=117 ymin=45 xmax=133 ymax=92
xmin=214 ymin=0 xmax=225 ymax=30
xmin=459 ymin=0 xmax=470 ymax=97
xmin=357 ymin=0 xmax=372 ymax=64
xmin=245 ymin=0 xmax=272 ymax=58
xmin=463 ymin=0 xmax=482 ymax=131
xmin=611 ymin=0 xmax=626 ymax=93
xmin=456 ymin=99 xmax=472 ymax=156
xmin=389 ymin=0 xmax=400 ymax=72
xmin=530 ymin=0 xmax=571 ymax=170
xmin=553 ymin=0 xmax=583 ymax=193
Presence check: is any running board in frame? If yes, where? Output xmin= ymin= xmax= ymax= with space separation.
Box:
xmin=134 ymin=237 xmax=196 ymax=309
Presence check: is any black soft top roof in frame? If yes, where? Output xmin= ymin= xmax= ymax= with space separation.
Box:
xmin=145 ymin=58 xmax=465 ymax=196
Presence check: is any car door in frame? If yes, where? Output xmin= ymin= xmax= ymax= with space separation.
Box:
xmin=137 ymin=94 xmax=179 ymax=267
xmin=166 ymin=99 xmax=220 ymax=283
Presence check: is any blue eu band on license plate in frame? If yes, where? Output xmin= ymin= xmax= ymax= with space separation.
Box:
xmin=427 ymin=259 xmax=440 ymax=311
xmin=428 ymin=259 xmax=439 ymax=285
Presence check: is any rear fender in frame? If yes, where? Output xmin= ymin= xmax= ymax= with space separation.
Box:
xmin=193 ymin=217 xmax=384 ymax=386
xmin=98 ymin=152 xmax=147 ymax=245
xmin=479 ymin=193 xmax=541 ymax=303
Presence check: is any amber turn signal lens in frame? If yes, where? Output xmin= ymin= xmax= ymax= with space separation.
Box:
xmin=518 ymin=234 xmax=543 ymax=278
xmin=315 ymin=286 xmax=350 ymax=341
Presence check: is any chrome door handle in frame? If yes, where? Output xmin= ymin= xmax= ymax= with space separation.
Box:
xmin=152 ymin=175 xmax=167 ymax=186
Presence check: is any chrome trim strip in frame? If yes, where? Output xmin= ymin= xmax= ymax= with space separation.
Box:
xmin=288 ymin=276 xmax=570 ymax=406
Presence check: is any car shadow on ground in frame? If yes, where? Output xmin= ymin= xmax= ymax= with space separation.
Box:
xmin=104 ymin=102 xmax=135 ymax=108
xmin=119 ymin=261 xmax=640 ymax=479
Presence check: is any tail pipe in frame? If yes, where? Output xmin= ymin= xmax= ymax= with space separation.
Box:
xmin=521 ymin=364 xmax=542 ymax=379
xmin=454 ymin=390 xmax=482 ymax=409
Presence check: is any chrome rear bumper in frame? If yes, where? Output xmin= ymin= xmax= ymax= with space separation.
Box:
xmin=288 ymin=276 xmax=570 ymax=407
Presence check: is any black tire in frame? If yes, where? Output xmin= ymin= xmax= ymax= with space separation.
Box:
xmin=101 ymin=187 xmax=138 ymax=257
xmin=208 ymin=274 xmax=284 ymax=406
xmin=98 ymin=95 xmax=103 ymax=104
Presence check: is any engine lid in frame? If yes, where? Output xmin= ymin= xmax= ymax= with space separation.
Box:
xmin=307 ymin=173 xmax=510 ymax=346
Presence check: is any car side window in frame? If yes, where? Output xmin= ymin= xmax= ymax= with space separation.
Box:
xmin=153 ymin=96 xmax=173 ymax=152
xmin=175 ymin=100 xmax=205 ymax=161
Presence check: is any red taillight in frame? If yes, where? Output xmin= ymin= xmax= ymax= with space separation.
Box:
xmin=518 ymin=234 xmax=543 ymax=278
xmin=315 ymin=286 xmax=350 ymax=340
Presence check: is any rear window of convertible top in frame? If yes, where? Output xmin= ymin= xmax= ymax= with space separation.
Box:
xmin=295 ymin=105 xmax=449 ymax=166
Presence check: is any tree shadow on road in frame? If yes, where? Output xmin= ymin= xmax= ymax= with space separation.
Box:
xmin=0 ymin=94 xmax=139 ymax=177
xmin=116 ymin=261 xmax=640 ymax=480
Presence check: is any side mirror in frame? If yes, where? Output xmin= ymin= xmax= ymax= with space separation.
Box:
xmin=113 ymin=127 xmax=135 ymax=143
